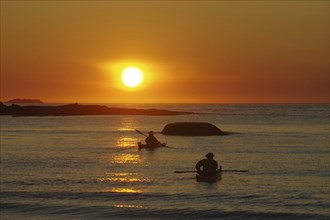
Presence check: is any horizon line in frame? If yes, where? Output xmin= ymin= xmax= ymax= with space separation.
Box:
xmin=1 ymin=101 xmax=329 ymax=105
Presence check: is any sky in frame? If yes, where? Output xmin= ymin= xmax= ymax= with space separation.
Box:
xmin=1 ymin=0 xmax=329 ymax=103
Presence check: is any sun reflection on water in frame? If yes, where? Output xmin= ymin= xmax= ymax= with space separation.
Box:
xmin=98 ymin=173 xmax=150 ymax=184
xmin=116 ymin=137 xmax=138 ymax=148
xmin=111 ymin=154 xmax=142 ymax=164
xmin=114 ymin=204 xmax=143 ymax=208
xmin=110 ymin=188 xmax=142 ymax=193
xmin=99 ymin=173 xmax=150 ymax=183
xmin=118 ymin=117 xmax=138 ymax=131
xmin=97 ymin=188 xmax=143 ymax=194
xmin=100 ymin=177 xmax=145 ymax=182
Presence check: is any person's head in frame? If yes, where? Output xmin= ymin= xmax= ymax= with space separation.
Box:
xmin=148 ymin=131 xmax=154 ymax=136
xmin=205 ymin=152 xmax=214 ymax=159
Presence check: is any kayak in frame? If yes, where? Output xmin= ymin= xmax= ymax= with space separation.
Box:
xmin=137 ymin=142 xmax=167 ymax=150
xmin=196 ymin=171 xmax=222 ymax=183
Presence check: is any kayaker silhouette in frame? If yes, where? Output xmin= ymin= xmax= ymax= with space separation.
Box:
xmin=145 ymin=131 xmax=162 ymax=146
xmin=195 ymin=152 xmax=221 ymax=176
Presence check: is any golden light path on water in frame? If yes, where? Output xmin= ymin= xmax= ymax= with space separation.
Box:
xmin=110 ymin=154 xmax=142 ymax=164
xmin=97 ymin=188 xmax=143 ymax=193
xmin=97 ymin=150 xmax=149 ymax=203
xmin=116 ymin=117 xmax=140 ymax=150
xmin=99 ymin=173 xmax=150 ymax=183
xmin=114 ymin=204 xmax=143 ymax=208
xmin=110 ymin=188 xmax=143 ymax=193
xmin=116 ymin=137 xmax=138 ymax=148
xmin=97 ymin=117 xmax=149 ymax=208
xmin=118 ymin=117 xmax=138 ymax=131
xmin=97 ymin=171 xmax=149 ymax=203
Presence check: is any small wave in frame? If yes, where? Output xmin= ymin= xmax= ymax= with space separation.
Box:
xmin=1 ymin=202 xmax=329 ymax=220
xmin=1 ymin=175 xmax=151 ymax=188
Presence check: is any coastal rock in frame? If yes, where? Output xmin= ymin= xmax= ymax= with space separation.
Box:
xmin=161 ymin=122 xmax=224 ymax=136
xmin=6 ymin=99 xmax=43 ymax=104
xmin=0 ymin=103 xmax=194 ymax=116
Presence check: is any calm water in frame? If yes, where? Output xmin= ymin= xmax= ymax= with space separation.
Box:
xmin=1 ymin=104 xmax=329 ymax=220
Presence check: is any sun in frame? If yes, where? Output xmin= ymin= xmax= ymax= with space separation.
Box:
xmin=121 ymin=67 xmax=144 ymax=88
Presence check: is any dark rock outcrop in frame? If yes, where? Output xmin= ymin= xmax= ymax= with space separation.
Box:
xmin=0 ymin=103 xmax=193 ymax=116
xmin=6 ymin=99 xmax=43 ymax=104
xmin=161 ymin=122 xmax=224 ymax=136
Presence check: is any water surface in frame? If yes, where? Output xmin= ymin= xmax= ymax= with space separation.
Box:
xmin=1 ymin=104 xmax=329 ymax=219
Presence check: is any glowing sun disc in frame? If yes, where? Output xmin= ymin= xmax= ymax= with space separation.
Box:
xmin=121 ymin=67 xmax=144 ymax=87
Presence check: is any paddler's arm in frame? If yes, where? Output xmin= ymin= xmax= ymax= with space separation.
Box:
xmin=195 ymin=160 xmax=203 ymax=174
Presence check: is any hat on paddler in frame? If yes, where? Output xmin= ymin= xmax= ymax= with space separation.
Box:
xmin=205 ymin=152 xmax=214 ymax=158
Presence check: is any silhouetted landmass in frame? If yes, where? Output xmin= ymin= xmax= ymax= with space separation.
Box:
xmin=6 ymin=99 xmax=43 ymax=104
xmin=161 ymin=122 xmax=225 ymax=136
xmin=0 ymin=103 xmax=194 ymax=116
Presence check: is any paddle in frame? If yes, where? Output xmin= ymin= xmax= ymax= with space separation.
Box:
xmin=135 ymin=129 xmax=148 ymax=137
xmin=174 ymin=170 xmax=248 ymax=173
xmin=135 ymin=129 xmax=163 ymax=136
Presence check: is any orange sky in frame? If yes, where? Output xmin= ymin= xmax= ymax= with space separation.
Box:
xmin=1 ymin=1 xmax=329 ymax=103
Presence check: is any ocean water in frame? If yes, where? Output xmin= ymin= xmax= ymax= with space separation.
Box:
xmin=0 ymin=104 xmax=329 ymax=220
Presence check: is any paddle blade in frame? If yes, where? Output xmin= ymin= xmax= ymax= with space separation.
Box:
xmin=222 ymin=170 xmax=249 ymax=173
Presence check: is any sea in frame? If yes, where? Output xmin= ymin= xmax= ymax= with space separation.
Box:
xmin=0 ymin=104 xmax=329 ymax=220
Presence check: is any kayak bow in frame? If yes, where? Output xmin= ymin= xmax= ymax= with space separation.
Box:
xmin=138 ymin=142 xmax=167 ymax=150
xmin=196 ymin=171 xmax=222 ymax=183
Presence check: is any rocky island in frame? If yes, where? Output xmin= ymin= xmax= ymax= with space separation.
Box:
xmin=5 ymin=99 xmax=43 ymax=104
xmin=0 ymin=103 xmax=194 ymax=116
xmin=161 ymin=122 xmax=225 ymax=136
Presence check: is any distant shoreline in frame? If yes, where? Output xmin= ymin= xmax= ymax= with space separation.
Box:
xmin=5 ymin=99 xmax=43 ymax=104
xmin=0 ymin=102 xmax=194 ymax=116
